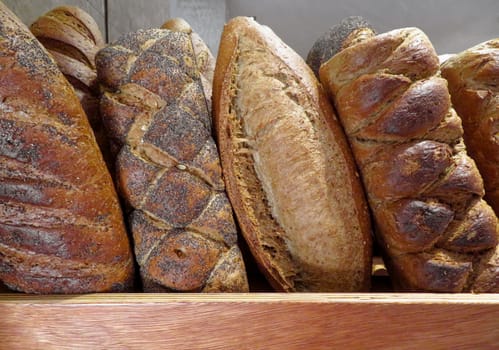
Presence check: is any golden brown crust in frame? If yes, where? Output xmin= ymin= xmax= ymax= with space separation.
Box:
xmin=0 ymin=3 xmax=134 ymax=293
xmin=441 ymin=39 xmax=499 ymax=215
xmin=30 ymin=6 xmax=104 ymax=63
xmin=30 ymin=6 xmax=111 ymax=170
xmin=160 ymin=18 xmax=193 ymax=33
xmin=30 ymin=5 xmax=104 ymax=89
xmin=97 ymin=28 xmax=248 ymax=292
xmin=213 ymin=17 xmax=372 ymax=292
xmin=320 ymin=27 xmax=499 ymax=292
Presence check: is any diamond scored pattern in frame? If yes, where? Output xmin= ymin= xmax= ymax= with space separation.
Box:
xmin=99 ymin=29 xmax=239 ymax=291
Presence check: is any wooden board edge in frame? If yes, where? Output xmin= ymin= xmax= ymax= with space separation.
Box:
xmin=1 ymin=292 xmax=499 ymax=304
xmin=1 ymin=292 xmax=498 ymax=349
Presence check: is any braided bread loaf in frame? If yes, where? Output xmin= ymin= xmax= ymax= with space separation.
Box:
xmin=0 ymin=3 xmax=134 ymax=293
xmin=30 ymin=6 xmax=112 ymax=168
xmin=96 ymin=25 xmax=248 ymax=292
xmin=319 ymin=26 xmax=499 ymax=292
xmin=441 ymin=39 xmax=499 ymax=216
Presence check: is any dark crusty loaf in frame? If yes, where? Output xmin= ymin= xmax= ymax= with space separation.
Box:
xmin=0 ymin=2 xmax=134 ymax=293
xmin=213 ymin=17 xmax=372 ymax=292
xmin=96 ymin=24 xmax=249 ymax=292
xmin=319 ymin=25 xmax=499 ymax=292
xmin=30 ymin=6 xmax=112 ymax=168
xmin=441 ymin=39 xmax=499 ymax=216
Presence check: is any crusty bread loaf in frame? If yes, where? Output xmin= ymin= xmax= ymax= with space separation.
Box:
xmin=96 ymin=25 xmax=249 ymax=292
xmin=0 ymin=2 xmax=134 ymax=293
xmin=213 ymin=17 xmax=372 ymax=292
xmin=30 ymin=6 xmax=112 ymax=168
xmin=441 ymin=39 xmax=499 ymax=215
xmin=319 ymin=25 xmax=499 ymax=292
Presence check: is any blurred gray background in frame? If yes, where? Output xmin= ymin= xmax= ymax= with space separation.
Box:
xmin=5 ymin=0 xmax=499 ymax=56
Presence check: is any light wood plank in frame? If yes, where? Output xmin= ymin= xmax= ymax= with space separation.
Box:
xmin=2 ymin=292 xmax=499 ymax=304
xmin=1 ymin=293 xmax=498 ymax=349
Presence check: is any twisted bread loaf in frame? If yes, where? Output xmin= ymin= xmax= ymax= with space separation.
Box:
xmin=96 ymin=25 xmax=248 ymax=292
xmin=441 ymin=39 xmax=499 ymax=215
xmin=319 ymin=26 xmax=499 ymax=292
xmin=0 ymin=3 xmax=134 ymax=293
xmin=213 ymin=17 xmax=372 ymax=292
xmin=30 ymin=6 xmax=112 ymax=168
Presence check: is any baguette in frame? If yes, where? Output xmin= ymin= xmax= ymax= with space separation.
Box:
xmin=96 ymin=24 xmax=249 ymax=292
xmin=0 ymin=2 xmax=134 ymax=293
xmin=213 ymin=17 xmax=372 ymax=292
xmin=319 ymin=25 xmax=499 ymax=292
xmin=441 ymin=39 xmax=499 ymax=215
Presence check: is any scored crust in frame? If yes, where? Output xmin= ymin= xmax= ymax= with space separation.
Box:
xmin=213 ymin=17 xmax=372 ymax=292
xmin=0 ymin=3 xmax=134 ymax=293
xmin=97 ymin=26 xmax=249 ymax=292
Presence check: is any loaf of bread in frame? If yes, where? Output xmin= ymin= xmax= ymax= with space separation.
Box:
xmin=0 ymin=3 xmax=134 ymax=293
xmin=441 ymin=39 xmax=499 ymax=215
xmin=96 ymin=24 xmax=249 ymax=292
xmin=213 ymin=17 xmax=372 ymax=292
xmin=30 ymin=6 xmax=112 ymax=167
xmin=319 ymin=24 xmax=499 ymax=292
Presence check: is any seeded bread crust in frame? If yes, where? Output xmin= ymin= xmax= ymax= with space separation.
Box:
xmin=96 ymin=25 xmax=249 ymax=292
xmin=0 ymin=2 xmax=134 ymax=294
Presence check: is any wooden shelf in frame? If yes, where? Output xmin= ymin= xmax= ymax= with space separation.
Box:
xmin=1 ymin=293 xmax=498 ymax=349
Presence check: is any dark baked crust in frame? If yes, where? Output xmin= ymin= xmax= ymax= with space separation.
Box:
xmin=320 ymin=27 xmax=499 ymax=292
xmin=0 ymin=3 xmax=134 ymax=293
xmin=96 ymin=27 xmax=248 ymax=292
xmin=213 ymin=17 xmax=372 ymax=292
xmin=441 ymin=39 xmax=499 ymax=215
